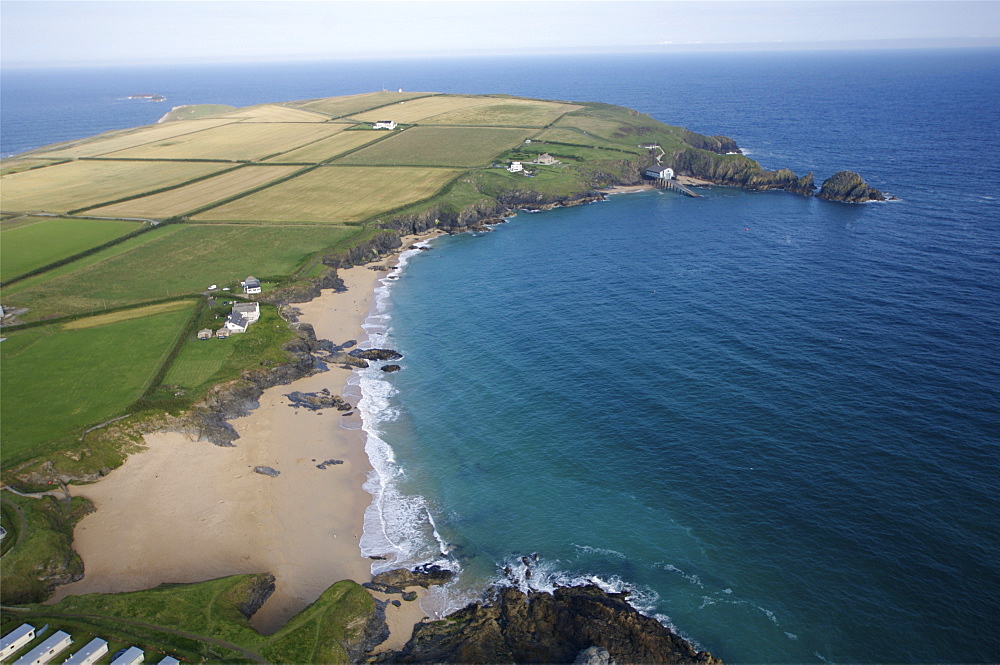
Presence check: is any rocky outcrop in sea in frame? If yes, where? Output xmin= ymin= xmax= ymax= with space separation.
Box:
xmin=817 ymin=170 xmax=887 ymax=202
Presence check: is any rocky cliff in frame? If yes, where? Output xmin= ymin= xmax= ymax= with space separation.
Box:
xmin=817 ymin=170 xmax=886 ymax=202
xmin=372 ymin=585 xmax=720 ymax=665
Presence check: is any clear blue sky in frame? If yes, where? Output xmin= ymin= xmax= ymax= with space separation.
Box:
xmin=2 ymin=0 xmax=998 ymax=67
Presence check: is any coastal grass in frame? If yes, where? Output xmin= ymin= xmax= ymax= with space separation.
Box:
xmin=295 ymin=91 xmax=434 ymax=118
xmin=0 ymin=217 xmax=144 ymax=282
xmin=193 ymin=166 xmax=460 ymax=223
xmin=158 ymin=104 xmax=238 ymax=122
xmin=0 ymin=493 xmax=93 ymax=605
xmin=334 ymin=126 xmax=533 ymax=167
xmin=419 ymin=98 xmax=583 ymax=127
xmin=0 ymin=159 xmax=67 ymax=175
xmin=85 ymin=165 xmax=301 ymax=219
xmin=10 ymin=575 xmax=378 ymax=663
xmin=154 ymin=304 xmax=297 ymax=408
xmin=101 ymin=122 xmax=345 ymax=161
xmin=3 ymin=223 xmax=363 ymax=320
xmin=26 ymin=118 xmax=239 ymax=159
xmin=532 ymin=127 xmax=641 ymax=150
xmin=474 ymin=167 xmax=594 ymax=199
xmin=349 ymin=95 xmax=497 ymax=124
xmin=0 ymin=160 xmax=230 ymax=214
xmin=0 ymin=305 xmax=196 ymax=461
xmin=263 ymin=130 xmax=388 ymax=163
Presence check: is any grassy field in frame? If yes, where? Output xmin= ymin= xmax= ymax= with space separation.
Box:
xmin=86 ymin=165 xmax=301 ymax=219
xmin=264 ymin=130 xmax=388 ymax=163
xmin=4 ymin=223 xmax=364 ymax=319
xmin=194 ymin=166 xmax=460 ymax=223
xmin=0 ymin=304 xmax=196 ymax=460
xmin=102 ymin=122 xmax=345 ymax=161
xmin=3 ymin=575 xmax=378 ymax=663
xmin=0 ymin=160 xmax=229 ymax=214
xmin=214 ymin=104 xmax=333 ymax=122
xmin=0 ymin=159 xmax=67 ymax=175
xmin=0 ymin=217 xmax=144 ymax=282
xmin=419 ymin=98 xmax=582 ymax=127
xmin=26 ymin=118 xmax=239 ymax=159
xmin=533 ymin=126 xmax=646 ymax=150
xmin=158 ymin=104 xmax=238 ymax=122
xmin=349 ymin=95 xmax=497 ymax=124
xmin=334 ymin=126 xmax=533 ymax=167
xmin=295 ymin=91 xmax=433 ymax=118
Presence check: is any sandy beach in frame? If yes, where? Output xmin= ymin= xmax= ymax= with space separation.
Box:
xmin=53 ymin=232 xmax=441 ymax=636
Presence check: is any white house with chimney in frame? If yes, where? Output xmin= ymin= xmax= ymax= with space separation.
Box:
xmin=224 ymin=302 xmax=261 ymax=334
xmin=242 ymin=276 xmax=261 ymax=294
xmin=508 ymin=161 xmax=523 ymax=173
xmin=373 ymin=120 xmax=397 ymax=130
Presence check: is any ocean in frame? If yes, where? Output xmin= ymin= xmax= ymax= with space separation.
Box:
xmin=3 ymin=50 xmax=998 ymax=663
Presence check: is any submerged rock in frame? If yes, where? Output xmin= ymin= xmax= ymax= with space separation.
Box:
xmin=350 ymin=348 xmax=404 ymax=361
xmin=381 ymin=364 xmax=402 ymax=373
xmin=373 ymin=584 xmax=720 ymax=664
xmin=817 ymin=170 xmax=886 ymax=203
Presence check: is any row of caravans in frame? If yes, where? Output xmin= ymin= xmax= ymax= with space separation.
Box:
xmin=1 ymin=624 xmax=178 ymax=665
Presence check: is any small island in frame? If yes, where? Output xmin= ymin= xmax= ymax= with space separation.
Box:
xmin=128 ymin=93 xmax=165 ymax=101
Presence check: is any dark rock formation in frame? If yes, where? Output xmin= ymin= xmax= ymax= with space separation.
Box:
xmin=317 ymin=459 xmax=344 ymax=469
xmin=681 ymin=130 xmax=741 ymax=155
xmin=373 ymin=585 xmax=720 ymax=664
xmin=254 ymin=466 xmax=280 ymax=477
xmin=236 ymin=573 xmax=277 ymax=619
xmin=366 ymin=565 xmax=456 ymax=594
xmin=285 ymin=388 xmax=352 ymax=411
xmin=817 ymin=170 xmax=886 ymax=203
xmin=575 ymin=646 xmax=615 ymax=665
xmin=381 ymin=365 xmax=402 ymax=373
xmin=350 ymin=348 xmax=404 ymax=362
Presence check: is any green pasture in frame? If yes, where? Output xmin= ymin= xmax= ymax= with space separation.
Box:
xmin=0 ymin=304 xmax=196 ymax=460
xmin=0 ymin=160 xmax=229 ymax=214
xmin=419 ymin=98 xmax=582 ymax=127
xmin=86 ymin=165 xmax=301 ymax=219
xmin=507 ymin=141 xmax=643 ymax=164
xmin=554 ymin=105 xmax=690 ymax=150
xmin=194 ymin=166 xmax=460 ymax=223
xmin=0 ymin=217 xmax=144 ymax=282
xmin=334 ymin=126 xmax=533 ymax=167
xmin=0 ymin=159 xmax=66 ymax=176
xmin=156 ymin=303 xmax=295 ymax=407
xmin=26 ymin=118 xmax=239 ymax=160
xmin=264 ymin=130 xmax=387 ymax=163
xmin=295 ymin=91 xmax=433 ymax=118
xmin=475 ymin=166 xmax=594 ymax=200
xmin=158 ymin=104 xmax=238 ymax=122
xmin=4 ymin=223 xmax=363 ymax=320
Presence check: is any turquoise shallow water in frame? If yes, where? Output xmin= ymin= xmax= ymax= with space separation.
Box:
xmin=5 ymin=48 xmax=998 ymax=663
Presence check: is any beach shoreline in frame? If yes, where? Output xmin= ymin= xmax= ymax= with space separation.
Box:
xmin=52 ymin=230 xmax=442 ymax=636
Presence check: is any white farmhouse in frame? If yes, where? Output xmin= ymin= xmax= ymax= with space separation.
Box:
xmin=645 ymin=166 xmax=674 ymax=180
xmin=13 ymin=631 xmax=71 ymax=665
xmin=1 ymin=624 xmax=35 ymax=661
xmin=373 ymin=120 xmax=397 ymax=130
xmin=224 ymin=302 xmax=261 ymax=334
xmin=508 ymin=161 xmax=523 ymax=173
xmin=242 ymin=276 xmax=261 ymax=294
xmin=63 ymin=639 xmax=109 ymax=665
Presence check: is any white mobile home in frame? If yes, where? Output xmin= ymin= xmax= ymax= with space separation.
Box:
xmin=13 ymin=631 xmax=71 ymax=665
xmin=108 ymin=647 xmax=143 ymax=665
xmin=0 ymin=625 xmax=35 ymax=661
xmin=157 ymin=658 xmax=180 ymax=665
xmin=62 ymin=638 xmax=108 ymax=665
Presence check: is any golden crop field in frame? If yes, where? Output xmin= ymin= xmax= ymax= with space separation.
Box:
xmin=0 ymin=160 xmax=230 ymax=214
xmin=419 ymin=99 xmax=583 ymax=127
xmin=334 ymin=127 xmax=533 ymax=167
xmin=349 ymin=95 xmax=499 ymax=124
xmin=27 ymin=118 xmax=239 ymax=159
xmin=102 ymin=122 xmax=346 ymax=161
xmin=296 ymin=91 xmax=434 ymax=118
xmin=0 ymin=159 xmax=66 ymax=175
xmin=87 ymin=165 xmax=301 ymax=219
xmin=214 ymin=104 xmax=333 ymax=122
xmin=193 ymin=166 xmax=460 ymax=223
xmin=264 ymin=130 xmax=388 ymax=163
xmin=62 ymin=300 xmax=194 ymax=330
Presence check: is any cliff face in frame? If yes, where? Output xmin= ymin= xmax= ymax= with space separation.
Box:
xmin=817 ymin=170 xmax=886 ymax=202
xmin=372 ymin=585 xmax=720 ymax=665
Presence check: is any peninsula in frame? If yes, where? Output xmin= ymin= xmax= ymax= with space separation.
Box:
xmin=0 ymin=91 xmax=884 ymax=663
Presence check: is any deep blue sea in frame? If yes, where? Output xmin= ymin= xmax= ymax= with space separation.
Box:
xmin=4 ymin=50 xmax=999 ymax=663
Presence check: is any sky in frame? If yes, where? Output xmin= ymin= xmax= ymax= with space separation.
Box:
xmin=2 ymin=0 xmax=999 ymax=68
